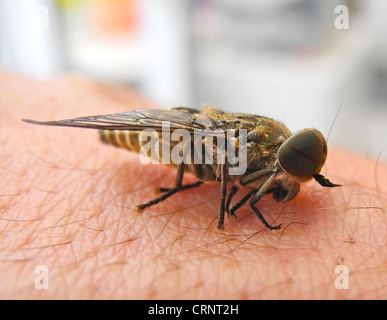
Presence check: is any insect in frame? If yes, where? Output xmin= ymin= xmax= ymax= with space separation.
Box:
xmin=23 ymin=106 xmax=340 ymax=230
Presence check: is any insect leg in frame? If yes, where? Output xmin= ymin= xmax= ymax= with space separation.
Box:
xmin=217 ymin=162 xmax=228 ymax=230
xmin=156 ymin=140 xmax=204 ymax=193
xmin=225 ymin=185 xmax=238 ymax=218
xmin=249 ymin=171 xmax=282 ymax=230
xmin=157 ymin=181 xmax=203 ymax=193
xmin=229 ymin=189 xmax=255 ymax=217
xmin=240 ymin=167 xmax=277 ymax=186
xmin=137 ymin=141 xmax=190 ymax=212
xmin=136 ymin=161 xmax=186 ymax=211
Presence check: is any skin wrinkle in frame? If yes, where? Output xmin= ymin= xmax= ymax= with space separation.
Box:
xmin=1 ymin=73 xmax=387 ymax=299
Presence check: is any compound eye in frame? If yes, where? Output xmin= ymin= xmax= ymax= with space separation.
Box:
xmin=278 ymin=129 xmax=327 ymax=177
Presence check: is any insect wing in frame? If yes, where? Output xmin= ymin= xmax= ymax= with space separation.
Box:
xmin=22 ymin=108 xmax=216 ymax=132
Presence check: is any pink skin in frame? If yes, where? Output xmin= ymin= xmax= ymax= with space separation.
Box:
xmin=0 ymin=73 xmax=386 ymax=299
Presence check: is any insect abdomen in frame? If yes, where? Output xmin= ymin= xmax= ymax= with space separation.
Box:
xmin=99 ymin=129 xmax=216 ymax=180
xmin=99 ymin=129 xmax=177 ymax=165
xmin=99 ymin=130 xmax=142 ymax=153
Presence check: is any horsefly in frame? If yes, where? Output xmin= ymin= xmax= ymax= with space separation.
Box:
xmin=23 ymin=106 xmax=341 ymax=230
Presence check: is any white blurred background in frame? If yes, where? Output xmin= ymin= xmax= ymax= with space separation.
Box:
xmin=1 ymin=0 xmax=386 ymax=159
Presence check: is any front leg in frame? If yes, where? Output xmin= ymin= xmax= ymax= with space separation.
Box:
xmin=227 ymin=167 xmax=278 ymax=220
xmin=249 ymin=170 xmax=282 ymax=230
xmin=229 ymin=189 xmax=254 ymax=217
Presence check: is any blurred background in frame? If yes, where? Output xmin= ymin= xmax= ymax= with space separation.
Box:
xmin=0 ymin=0 xmax=386 ymax=159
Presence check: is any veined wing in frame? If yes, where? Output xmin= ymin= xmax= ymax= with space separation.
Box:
xmin=22 ymin=108 xmax=217 ymax=132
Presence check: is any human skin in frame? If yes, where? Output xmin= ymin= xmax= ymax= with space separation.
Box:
xmin=0 ymin=72 xmax=386 ymax=299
